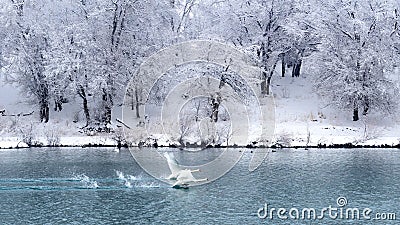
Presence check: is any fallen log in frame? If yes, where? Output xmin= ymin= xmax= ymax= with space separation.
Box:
xmin=1 ymin=110 xmax=34 ymax=117
xmin=116 ymin=118 xmax=131 ymax=129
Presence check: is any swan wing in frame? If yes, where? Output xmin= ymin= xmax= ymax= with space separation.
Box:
xmin=164 ymin=152 xmax=181 ymax=178
xmin=177 ymin=169 xmax=208 ymax=183
xmin=177 ymin=169 xmax=196 ymax=182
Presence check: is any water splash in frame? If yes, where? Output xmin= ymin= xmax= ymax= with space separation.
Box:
xmin=73 ymin=174 xmax=99 ymax=189
xmin=128 ymin=175 xmax=141 ymax=181
xmin=116 ymin=170 xmax=134 ymax=188
xmin=115 ymin=170 xmax=147 ymax=188
xmin=116 ymin=170 xmax=125 ymax=180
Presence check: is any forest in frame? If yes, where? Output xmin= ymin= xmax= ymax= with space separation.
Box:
xmin=1 ymin=0 xmax=400 ymax=133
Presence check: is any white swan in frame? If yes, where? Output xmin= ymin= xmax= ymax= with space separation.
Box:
xmin=172 ymin=169 xmax=208 ymax=189
xmin=164 ymin=152 xmax=181 ymax=180
xmin=163 ymin=152 xmax=207 ymax=188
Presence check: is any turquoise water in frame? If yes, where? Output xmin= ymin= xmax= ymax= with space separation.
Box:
xmin=0 ymin=147 xmax=398 ymax=224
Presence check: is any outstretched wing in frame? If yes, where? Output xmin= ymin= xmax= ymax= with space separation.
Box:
xmin=164 ymin=152 xmax=181 ymax=178
xmin=172 ymin=169 xmax=208 ymax=188
xmin=176 ymin=169 xmax=196 ymax=182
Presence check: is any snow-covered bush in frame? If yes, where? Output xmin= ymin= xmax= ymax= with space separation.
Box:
xmin=111 ymin=127 xmax=129 ymax=147
xmin=123 ymin=126 xmax=146 ymax=146
xmin=45 ymin=127 xmax=60 ymax=146
xmin=19 ymin=123 xmax=35 ymax=146
xmin=275 ymin=132 xmax=293 ymax=147
xmin=0 ymin=116 xmax=7 ymax=135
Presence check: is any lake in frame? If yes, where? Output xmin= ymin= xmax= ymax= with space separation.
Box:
xmin=0 ymin=147 xmax=398 ymax=224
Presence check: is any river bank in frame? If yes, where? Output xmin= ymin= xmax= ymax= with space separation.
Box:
xmin=1 ymin=135 xmax=400 ymax=149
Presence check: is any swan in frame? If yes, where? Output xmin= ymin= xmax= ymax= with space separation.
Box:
xmin=172 ymin=169 xmax=208 ymax=189
xmin=163 ymin=152 xmax=208 ymax=188
xmin=164 ymin=152 xmax=181 ymax=180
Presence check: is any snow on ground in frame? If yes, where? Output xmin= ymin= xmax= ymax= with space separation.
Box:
xmin=0 ymin=79 xmax=117 ymax=148
xmin=0 ymin=137 xmax=29 ymax=149
xmin=271 ymin=65 xmax=400 ymax=147
xmin=1 ymin=66 xmax=400 ymax=148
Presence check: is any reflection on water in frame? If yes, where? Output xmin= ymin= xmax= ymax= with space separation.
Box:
xmin=0 ymin=147 xmax=399 ymax=224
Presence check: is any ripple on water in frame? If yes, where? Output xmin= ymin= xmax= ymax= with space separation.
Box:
xmin=0 ymin=147 xmax=399 ymax=224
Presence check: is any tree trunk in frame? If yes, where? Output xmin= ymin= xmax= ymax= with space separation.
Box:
xmin=39 ymin=101 xmax=49 ymax=123
xmin=101 ymin=75 xmax=114 ymax=128
xmin=266 ymin=76 xmax=272 ymax=95
xmin=260 ymin=74 xmax=271 ymax=95
xmin=281 ymin=53 xmax=285 ymax=77
xmin=294 ymin=60 xmax=302 ymax=77
xmin=83 ymin=97 xmax=90 ymax=126
xmin=262 ymin=59 xmax=279 ymax=95
xmin=78 ymin=86 xmax=90 ymax=126
xmin=353 ymin=104 xmax=359 ymax=121
xmin=102 ymin=89 xmax=112 ymax=126
xmin=134 ymin=94 xmax=136 ymax=111
xmin=39 ymin=82 xmax=49 ymax=123
xmin=104 ymin=105 xmax=112 ymax=125
xmin=292 ymin=65 xmax=295 ymax=77
xmin=54 ymin=95 xmax=64 ymax=112
xmin=54 ymin=100 xmax=62 ymax=111
xmin=135 ymin=88 xmax=140 ymax=118
xmin=261 ymin=72 xmax=267 ymax=95
xmin=363 ymin=97 xmax=369 ymax=116
xmin=195 ymin=101 xmax=200 ymax=122
xmin=210 ymin=93 xmax=221 ymax=122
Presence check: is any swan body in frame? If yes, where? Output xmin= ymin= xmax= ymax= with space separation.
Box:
xmin=164 ymin=152 xmax=207 ymax=188
xmin=172 ymin=169 xmax=208 ymax=188
xmin=164 ymin=152 xmax=181 ymax=180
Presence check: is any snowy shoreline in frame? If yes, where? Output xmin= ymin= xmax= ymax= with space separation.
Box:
xmin=2 ymin=74 xmax=400 ymax=150
xmin=1 ymin=136 xmax=400 ymax=149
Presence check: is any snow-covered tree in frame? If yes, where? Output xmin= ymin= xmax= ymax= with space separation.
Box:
xmin=1 ymin=0 xmax=183 ymax=127
xmin=280 ymin=0 xmax=320 ymax=78
xmin=390 ymin=1 xmax=400 ymax=63
xmin=2 ymin=0 xmax=53 ymax=122
xmin=314 ymin=0 xmax=399 ymax=121
xmin=44 ymin=0 xmax=181 ymax=127
xmin=186 ymin=0 xmax=313 ymax=95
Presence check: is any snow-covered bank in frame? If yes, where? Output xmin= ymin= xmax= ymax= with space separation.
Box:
xmin=271 ymin=63 xmax=400 ymax=149
xmin=0 ymin=137 xmax=29 ymax=149
xmin=1 ymin=134 xmax=400 ymax=149
xmin=0 ymin=136 xmax=115 ymax=149
xmin=2 ymin=62 xmax=400 ymax=149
